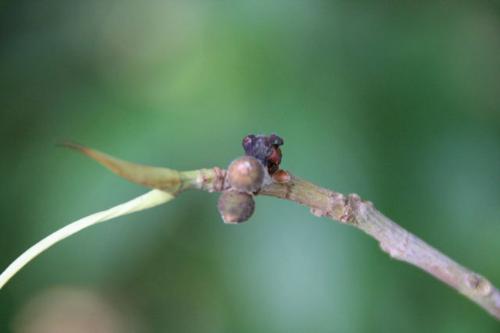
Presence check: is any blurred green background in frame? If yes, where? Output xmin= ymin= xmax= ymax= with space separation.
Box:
xmin=1 ymin=1 xmax=500 ymax=332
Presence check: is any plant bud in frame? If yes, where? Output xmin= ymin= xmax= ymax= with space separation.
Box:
xmin=217 ymin=191 xmax=255 ymax=224
xmin=227 ymin=156 xmax=265 ymax=193
xmin=242 ymin=134 xmax=284 ymax=174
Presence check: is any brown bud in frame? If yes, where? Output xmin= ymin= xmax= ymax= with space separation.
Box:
xmin=217 ymin=191 xmax=255 ymax=224
xmin=227 ymin=156 xmax=265 ymax=193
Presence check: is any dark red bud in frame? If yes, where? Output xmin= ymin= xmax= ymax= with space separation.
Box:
xmin=241 ymin=134 xmax=284 ymax=175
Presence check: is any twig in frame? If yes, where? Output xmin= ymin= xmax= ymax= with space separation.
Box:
xmin=1 ymin=143 xmax=499 ymax=321
xmin=259 ymin=173 xmax=500 ymax=320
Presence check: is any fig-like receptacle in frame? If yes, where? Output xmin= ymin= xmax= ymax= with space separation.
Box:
xmin=217 ymin=191 xmax=255 ymax=224
xmin=227 ymin=156 xmax=265 ymax=193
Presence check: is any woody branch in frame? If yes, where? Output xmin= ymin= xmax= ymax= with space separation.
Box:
xmin=258 ymin=173 xmax=500 ymax=320
xmin=193 ymin=165 xmax=500 ymax=320
xmin=1 ymin=137 xmax=499 ymax=321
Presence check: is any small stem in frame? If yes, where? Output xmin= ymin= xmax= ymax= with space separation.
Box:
xmin=0 ymin=189 xmax=173 ymax=290
xmin=0 ymin=145 xmax=223 ymax=289
xmin=4 ymin=144 xmax=497 ymax=320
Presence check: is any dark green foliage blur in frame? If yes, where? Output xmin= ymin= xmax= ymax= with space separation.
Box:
xmin=1 ymin=1 xmax=500 ymax=332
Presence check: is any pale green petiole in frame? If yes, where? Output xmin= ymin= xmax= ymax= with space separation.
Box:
xmin=0 ymin=143 xmax=217 ymax=290
xmin=0 ymin=189 xmax=174 ymax=289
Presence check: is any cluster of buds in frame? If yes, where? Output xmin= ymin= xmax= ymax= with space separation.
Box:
xmin=217 ymin=134 xmax=284 ymax=224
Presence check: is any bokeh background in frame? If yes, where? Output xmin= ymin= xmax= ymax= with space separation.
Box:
xmin=1 ymin=1 xmax=500 ymax=332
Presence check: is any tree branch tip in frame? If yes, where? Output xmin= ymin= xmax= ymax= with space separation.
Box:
xmin=5 ymin=137 xmax=498 ymax=320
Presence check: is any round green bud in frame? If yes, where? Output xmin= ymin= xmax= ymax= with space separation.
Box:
xmin=217 ymin=191 xmax=255 ymax=224
xmin=227 ymin=156 xmax=265 ymax=193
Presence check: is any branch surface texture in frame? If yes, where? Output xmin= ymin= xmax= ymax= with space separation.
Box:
xmin=259 ymin=173 xmax=500 ymax=320
xmin=1 ymin=135 xmax=499 ymax=321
